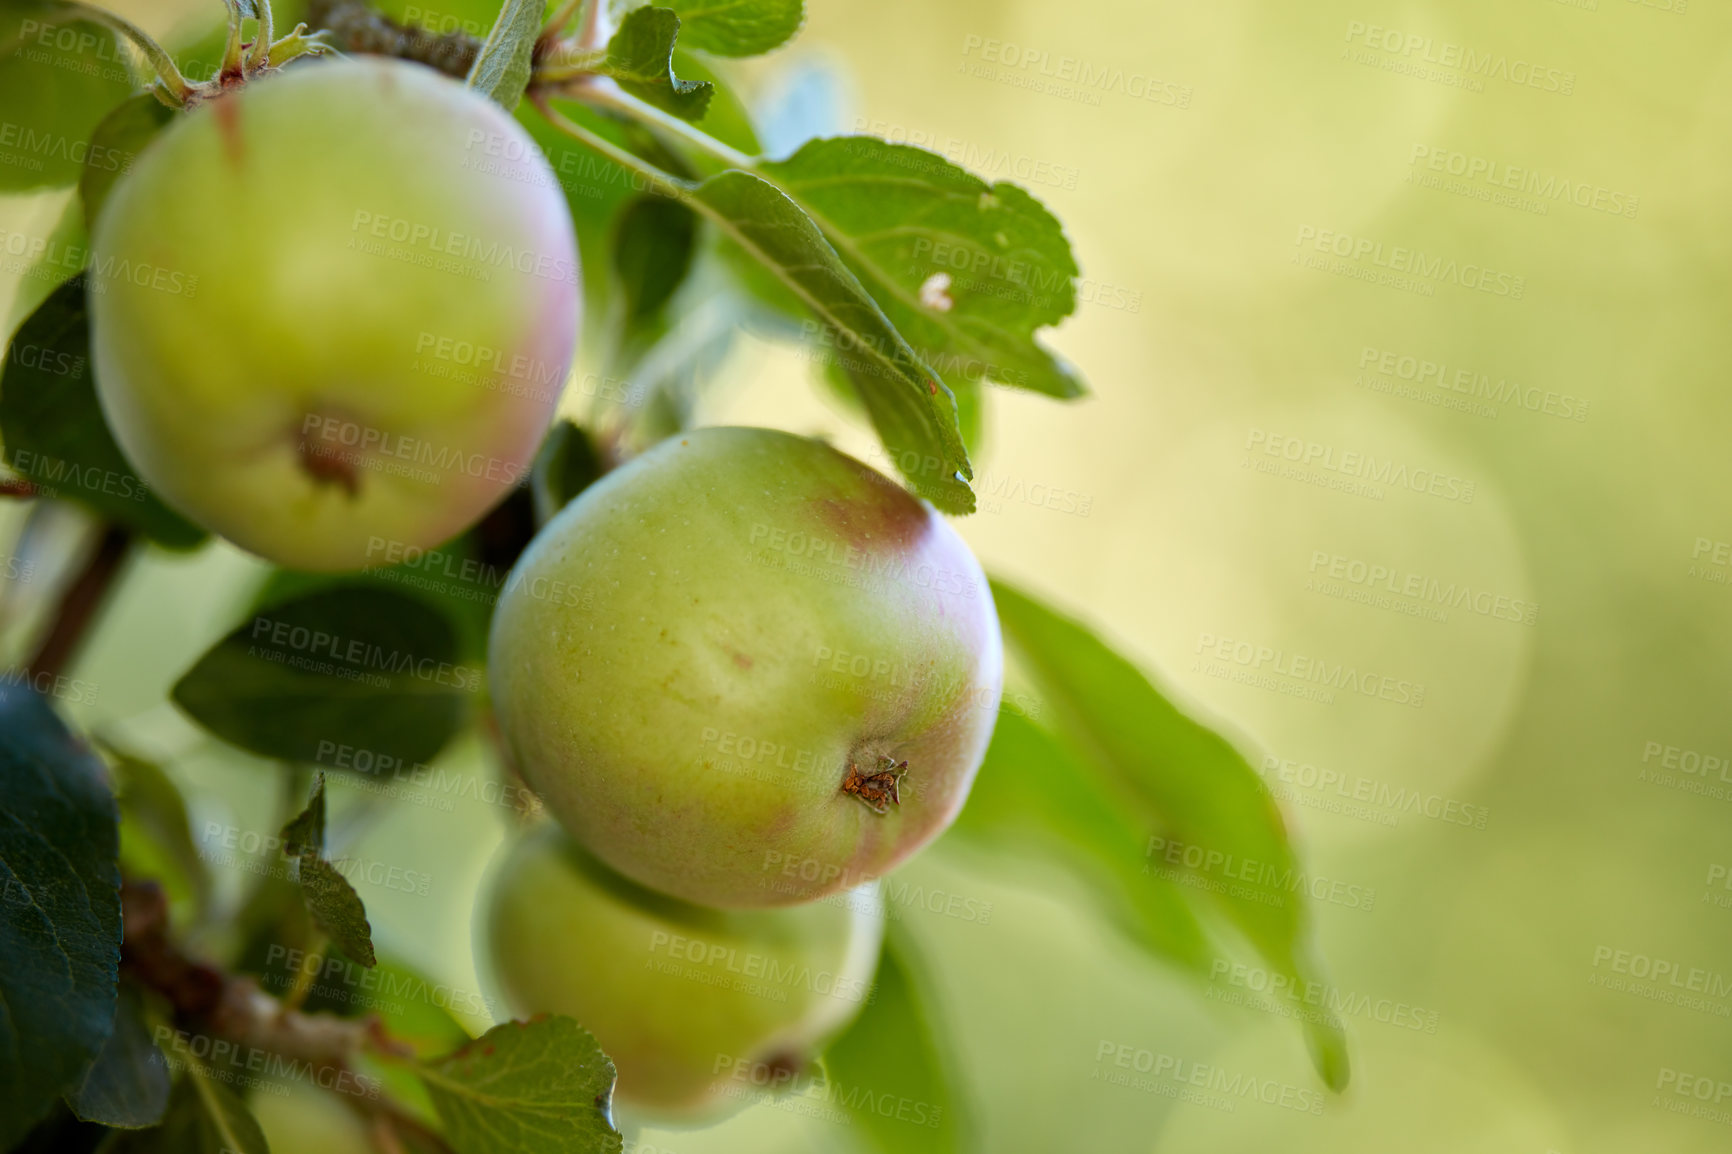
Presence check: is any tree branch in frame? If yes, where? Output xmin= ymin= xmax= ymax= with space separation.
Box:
xmin=121 ymin=880 xmax=455 ymax=1153
xmin=26 ymin=521 xmax=133 ymax=682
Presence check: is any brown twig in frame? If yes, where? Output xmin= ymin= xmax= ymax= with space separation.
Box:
xmin=0 ymin=478 xmax=37 ymax=498
xmin=121 ymin=881 xmax=456 ymax=1153
xmin=306 ymin=0 xmax=481 ymax=78
xmin=26 ymin=521 xmax=134 ymax=682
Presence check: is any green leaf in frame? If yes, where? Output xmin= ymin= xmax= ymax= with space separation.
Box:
xmin=7 ymin=1103 xmax=110 ymax=1153
xmin=101 ymin=1068 xmax=269 ymax=1153
xmin=662 ymin=0 xmax=802 ymax=56
xmin=103 ymin=741 xmax=210 ymax=915
xmin=675 ymin=48 xmax=760 ymax=155
xmin=530 ymin=419 xmax=603 ymax=524
xmin=947 ymin=710 xmax=1214 ymax=976
xmin=418 ymin=1016 xmax=624 ymax=1154
xmin=0 ymin=276 xmax=208 ymax=548
xmin=171 ymin=585 xmax=475 ymax=769
xmin=690 ymin=169 xmax=974 ymax=512
xmin=762 ymin=136 xmax=1084 ymax=400
xmin=295 ymin=855 xmax=378 ymax=969
xmin=280 ymin=770 xmax=329 ymax=858
xmin=280 ymin=774 xmax=378 ymax=967
xmin=0 ymin=4 xmax=139 ymax=192
xmin=184 ymin=1065 xmax=268 ymax=1154
xmin=465 ymin=0 xmax=544 ymax=110
xmin=0 ymin=683 xmax=123 ymax=1149
xmin=988 ymin=579 xmax=1351 ymax=1091
xmin=64 ymin=986 xmax=170 ymax=1128
xmin=601 ymin=6 xmax=714 ymax=122
xmin=612 ymin=194 xmax=698 ymax=338
xmin=79 ymin=92 xmax=173 ymax=232
xmin=824 ymin=927 xmax=971 ymax=1153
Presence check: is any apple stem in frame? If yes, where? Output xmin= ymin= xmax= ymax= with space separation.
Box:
xmin=841 ymin=757 xmax=909 ymax=814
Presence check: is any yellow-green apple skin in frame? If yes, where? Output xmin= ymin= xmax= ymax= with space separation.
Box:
xmin=88 ymin=57 xmax=578 ymax=571
xmin=481 ymin=823 xmax=884 ymax=1119
xmin=488 ymin=426 xmax=1004 ymax=908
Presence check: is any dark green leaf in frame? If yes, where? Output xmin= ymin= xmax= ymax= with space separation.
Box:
xmin=280 ymin=773 xmax=377 ymax=966
xmin=295 ymin=855 xmax=378 ymax=969
xmin=8 ymin=1102 xmax=110 ymax=1154
xmin=675 ymin=48 xmax=760 ymax=155
xmin=690 ymin=169 xmax=974 ymax=511
xmin=988 ymin=579 xmax=1350 ymax=1091
xmin=465 ymin=0 xmax=544 ymax=109
xmin=824 ymin=926 xmax=970 ymax=1153
xmin=0 ymin=4 xmax=139 ymax=192
xmin=171 ymin=586 xmax=475 ymax=768
xmin=0 ymin=683 xmax=122 ymax=1149
xmin=418 ymin=1016 xmax=623 ymax=1154
xmin=103 ymin=741 xmax=210 ymax=914
xmin=530 ymin=419 xmax=603 ymax=523
xmin=79 ymin=92 xmax=173 ymax=231
xmin=0 ymin=277 xmax=208 ymax=548
xmin=762 ymin=136 xmax=1084 ymax=400
xmin=947 ymin=710 xmax=1214 ymax=976
xmin=64 ymin=986 xmax=169 ymax=1128
xmin=601 ymin=6 xmax=714 ymax=121
xmin=663 ymin=0 xmax=802 ymax=57
xmin=185 ymin=1066 xmax=268 ymax=1154
xmin=280 ymin=771 xmax=328 ymax=858
xmin=101 ymin=1069 xmax=269 ymax=1154
xmin=612 ymin=194 xmax=698 ymax=336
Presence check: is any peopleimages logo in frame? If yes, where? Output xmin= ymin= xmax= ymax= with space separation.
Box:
xmin=1307 ymin=550 xmax=1538 ymax=626
xmin=1342 ymin=20 xmax=1576 ymax=95
xmin=1195 ymin=631 xmax=1426 ymax=707
xmin=648 ymin=931 xmax=873 ymax=1003
xmin=1294 ymin=226 xmax=1525 ymax=299
xmin=1246 ymin=428 xmax=1476 ymax=504
xmin=348 ymin=210 xmax=578 ymax=285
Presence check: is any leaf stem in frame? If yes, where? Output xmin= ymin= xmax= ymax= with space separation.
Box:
xmin=571 ymin=78 xmax=756 ymax=169
xmin=57 ymin=1 xmax=196 ymax=105
xmin=247 ymin=0 xmax=275 ymax=71
xmin=539 ymin=0 xmax=586 ymax=45
xmin=574 ymin=0 xmax=613 ymax=50
xmin=531 ymin=94 xmax=695 ymax=201
xmin=219 ymin=0 xmax=248 ymax=79
xmin=532 ymin=46 xmax=609 ymax=82
xmin=281 ymin=930 xmax=327 ymax=1011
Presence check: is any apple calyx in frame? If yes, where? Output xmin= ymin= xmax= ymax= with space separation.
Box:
xmin=61 ymin=0 xmax=334 ymax=111
xmin=842 ymin=755 xmax=910 ymax=815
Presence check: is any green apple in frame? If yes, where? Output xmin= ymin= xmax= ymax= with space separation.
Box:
xmin=480 ymin=823 xmax=884 ymax=1120
xmin=88 ymin=57 xmax=579 ymax=571
xmin=488 ymin=426 xmax=1003 ymax=908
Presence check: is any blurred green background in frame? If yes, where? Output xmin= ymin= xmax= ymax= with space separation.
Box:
xmin=6 ymin=0 xmax=1730 ymax=1150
